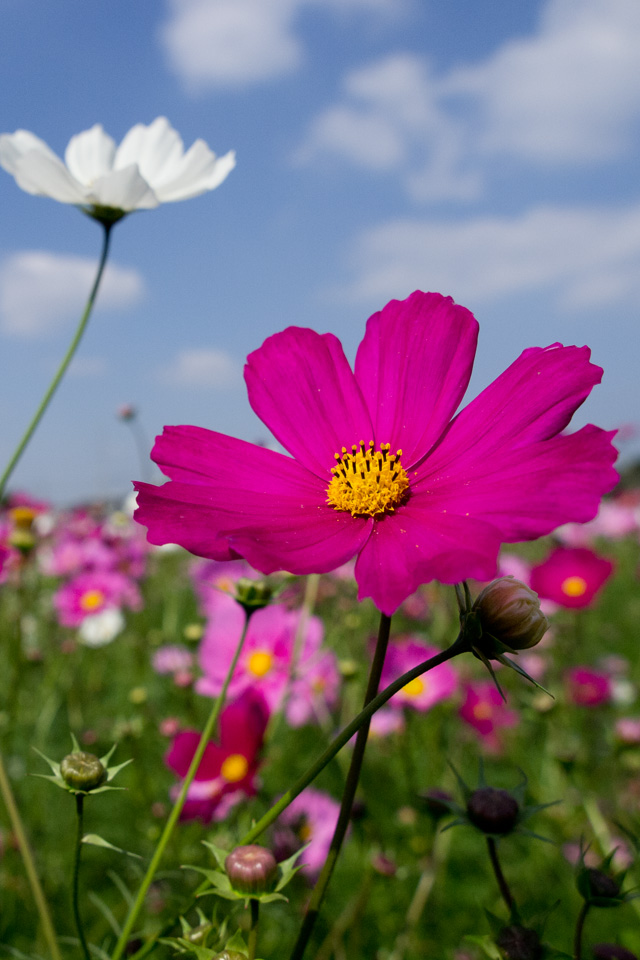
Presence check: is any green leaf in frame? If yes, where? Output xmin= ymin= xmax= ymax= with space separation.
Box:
xmin=82 ymin=833 xmax=142 ymax=859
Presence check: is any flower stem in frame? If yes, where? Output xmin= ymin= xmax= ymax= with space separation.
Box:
xmin=110 ymin=609 xmax=253 ymax=960
xmin=486 ymin=837 xmax=513 ymax=912
xmin=573 ymin=901 xmax=590 ymax=960
xmin=240 ymin=630 xmax=469 ymax=847
xmin=73 ymin=794 xmax=91 ymax=960
xmin=0 ymin=752 xmax=62 ymax=960
xmin=288 ymin=610 xmax=393 ymax=960
xmin=248 ymin=899 xmax=260 ymax=960
xmin=0 ymin=221 xmax=113 ymax=500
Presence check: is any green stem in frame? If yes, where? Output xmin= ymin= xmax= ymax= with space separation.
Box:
xmin=73 ymin=794 xmax=91 ymax=960
xmin=240 ymin=630 xmax=468 ymax=847
xmin=573 ymin=901 xmax=589 ymax=960
xmin=248 ymin=899 xmax=260 ymax=960
xmin=0 ymin=752 xmax=62 ymax=960
xmin=111 ymin=610 xmax=253 ymax=960
xmin=0 ymin=222 xmax=113 ymax=500
xmin=487 ymin=837 xmax=513 ymax=912
xmin=288 ymin=611 xmax=393 ymax=960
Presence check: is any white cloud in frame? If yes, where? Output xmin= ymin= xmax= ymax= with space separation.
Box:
xmin=340 ymin=202 xmax=640 ymax=309
xmin=67 ymin=356 xmax=108 ymax=378
xmin=0 ymin=251 xmax=144 ymax=338
xmin=159 ymin=347 xmax=240 ymax=388
xmin=160 ymin=0 xmax=398 ymax=89
xmin=296 ymin=0 xmax=640 ymax=199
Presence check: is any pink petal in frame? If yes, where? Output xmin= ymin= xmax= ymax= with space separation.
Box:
xmin=219 ymin=689 xmax=269 ymax=755
xmin=354 ymin=505 xmax=502 ymax=615
xmin=355 ymin=291 xmax=478 ymax=467
xmin=165 ymin=731 xmax=226 ymax=780
xmin=245 ymin=327 xmax=373 ymax=479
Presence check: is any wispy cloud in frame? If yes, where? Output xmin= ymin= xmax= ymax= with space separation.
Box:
xmin=340 ymin=202 xmax=640 ymax=309
xmin=159 ymin=0 xmax=398 ymax=89
xmin=158 ymin=347 xmax=240 ymax=388
xmin=296 ymin=0 xmax=640 ymax=199
xmin=0 ymin=251 xmax=144 ymax=338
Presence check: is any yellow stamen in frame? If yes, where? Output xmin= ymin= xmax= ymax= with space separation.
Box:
xmin=299 ymin=821 xmax=313 ymax=842
xmin=10 ymin=506 xmax=37 ymax=531
xmin=473 ymin=703 xmax=494 ymax=721
xmin=561 ymin=575 xmax=588 ymax=597
xmin=220 ymin=753 xmax=249 ymax=783
xmin=248 ymin=650 xmax=273 ymax=677
xmin=402 ymin=677 xmax=425 ymax=698
xmin=80 ymin=589 xmax=105 ymax=612
xmin=326 ymin=441 xmax=410 ymax=517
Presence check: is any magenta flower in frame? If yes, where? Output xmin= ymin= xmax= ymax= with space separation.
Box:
xmin=165 ymin=688 xmax=269 ymax=822
xmin=279 ymin=787 xmax=342 ymax=875
xmin=53 ymin=569 xmax=142 ymax=627
xmin=380 ymin=639 xmax=458 ymax=712
xmin=566 ymin=666 xmax=612 ymax=707
xmin=134 ymin=291 xmax=617 ymax=616
xmin=459 ymin=680 xmax=519 ymax=752
xmin=530 ymin=546 xmax=614 ymax=609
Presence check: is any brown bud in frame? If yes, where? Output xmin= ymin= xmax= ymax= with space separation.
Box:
xmin=496 ymin=924 xmax=542 ymax=960
xmin=473 ymin=577 xmax=548 ymax=650
xmin=466 ymin=787 xmax=519 ymax=835
xmin=225 ymin=844 xmax=278 ymax=895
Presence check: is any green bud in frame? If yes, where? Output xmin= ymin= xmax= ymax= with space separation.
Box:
xmin=60 ymin=752 xmax=107 ymax=791
xmin=234 ymin=578 xmax=273 ymax=613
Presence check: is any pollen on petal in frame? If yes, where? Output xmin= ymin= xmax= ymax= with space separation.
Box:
xmin=326 ymin=441 xmax=409 ymax=517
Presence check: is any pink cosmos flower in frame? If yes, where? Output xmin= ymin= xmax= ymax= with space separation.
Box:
xmin=152 ymin=645 xmax=194 ymax=675
xmin=459 ymin=680 xmax=519 ymax=752
xmin=278 ymin=788 xmax=342 ymax=875
xmin=530 ymin=546 xmax=614 ymax=609
xmin=565 ymin=666 xmax=612 ymax=707
xmin=286 ymin=649 xmax=341 ymax=727
xmin=134 ymin=291 xmax=617 ymax=616
xmin=165 ymin=688 xmax=269 ymax=822
xmin=380 ymin=639 xmax=458 ymax=712
xmin=53 ymin=570 xmax=142 ymax=627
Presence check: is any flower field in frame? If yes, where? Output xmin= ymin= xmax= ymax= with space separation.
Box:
xmin=2 ymin=485 xmax=640 ymax=959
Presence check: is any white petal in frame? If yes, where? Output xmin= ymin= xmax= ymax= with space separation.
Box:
xmin=114 ymin=117 xmax=184 ymax=184
xmin=64 ymin=124 xmax=116 ymax=185
xmin=10 ymin=150 xmax=86 ymax=203
xmin=154 ymin=145 xmax=236 ymax=202
xmin=87 ymin=164 xmax=159 ymax=210
xmin=0 ymin=130 xmax=62 ymax=175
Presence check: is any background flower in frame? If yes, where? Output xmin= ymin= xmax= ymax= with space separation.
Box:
xmin=530 ymin=546 xmax=614 ymax=609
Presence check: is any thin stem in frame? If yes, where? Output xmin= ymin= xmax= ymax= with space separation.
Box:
xmin=288 ymin=611 xmax=393 ymax=960
xmin=73 ymin=794 xmax=91 ymax=960
xmin=0 ymin=753 xmax=62 ymax=960
xmin=111 ymin=610 xmax=253 ymax=960
xmin=248 ymin=899 xmax=260 ymax=960
xmin=487 ymin=837 xmax=513 ymax=912
xmin=0 ymin=222 xmax=113 ymax=500
xmin=573 ymin=901 xmax=590 ymax=960
xmin=240 ymin=630 xmax=469 ymax=847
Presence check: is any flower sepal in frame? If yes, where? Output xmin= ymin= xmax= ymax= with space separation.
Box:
xmin=185 ymin=841 xmax=306 ymax=906
xmin=575 ymin=844 xmax=638 ymax=908
xmin=33 ymin=734 xmax=132 ymax=795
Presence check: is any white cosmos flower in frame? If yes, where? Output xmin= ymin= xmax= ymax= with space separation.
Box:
xmin=78 ymin=607 xmax=125 ymax=648
xmin=0 ymin=117 xmax=235 ymax=218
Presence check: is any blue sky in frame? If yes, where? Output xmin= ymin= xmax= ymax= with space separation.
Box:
xmin=1 ymin=0 xmax=639 ymax=504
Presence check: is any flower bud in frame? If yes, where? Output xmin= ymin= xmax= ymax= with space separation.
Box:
xmin=60 ymin=751 xmax=108 ymax=791
xmin=213 ymin=953 xmax=247 ymax=960
xmin=234 ymin=578 xmax=273 ymax=613
xmin=473 ymin=577 xmax=548 ymax=650
xmin=466 ymin=787 xmax=519 ymax=835
xmin=225 ymin=844 xmax=278 ymax=895
xmin=496 ymin=924 xmax=542 ymax=960
xmin=592 ymin=945 xmax=638 ymax=960
xmin=186 ymin=922 xmax=214 ymax=945
xmin=577 ymin=866 xmax=621 ymax=905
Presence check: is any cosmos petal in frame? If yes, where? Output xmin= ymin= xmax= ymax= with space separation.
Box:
xmin=64 ymin=124 xmax=116 ymax=184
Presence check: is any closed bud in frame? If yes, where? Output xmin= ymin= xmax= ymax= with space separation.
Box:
xmin=60 ymin=751 xmax=107 ymax=791
xmin=466 ymin=787 xmax=519 ymax=835
xmin=496 ymin=924 xmax=542 ymax=960
xmin=234 ymin=579 xmax=273 ymax=613
xmin=225 ymin=844 xmax=278 ymax=895
xmin=577 ymin=866 xmax=621 ymax=905
xmin=473 ymin=577 xmax=548 ymax=651
xmin=593 ymin=945 xmax=638 ymax=960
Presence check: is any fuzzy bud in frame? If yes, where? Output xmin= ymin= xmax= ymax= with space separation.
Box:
xmin=225 ymin=844 xmax=278 ymax=895
xmin=466 ymin=787 xmax=519 ymax=835
xmin=496 ymin=924 xmax=542 ymax=960
xmin=60 ymin=751 xmax=107 ymax=791
xmin=473 ymin=577 xmax=548 ymax=650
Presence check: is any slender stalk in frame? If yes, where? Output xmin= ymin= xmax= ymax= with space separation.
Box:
xmin=0 ymin=753 xmax=62 ymax=960
xmin=248 ymin=899 xmax=260 ymax=960
xmin=573 ymin=901 xmax=589 ymax=960
xmin=240 ymin=630 xmax=469 ymax=847
xmin=111 ymin=610 xmax=253 ymax=960
xmin=0 ymin=222 xmax=113 ymax=500
xmin=73 ymin=794 xmax=91 ymax=960
xmin=486 ymin=837 xmax=513 ymax=912
xmin=288 ymin=611 xmax=393 ymax=960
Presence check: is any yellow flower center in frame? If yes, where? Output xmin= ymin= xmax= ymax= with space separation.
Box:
xmin=560 ymin=575 xmax=588 ymax=597
xmin=10 ymin=506 xmax=37 ymax=531
xmin=299 ymin=821 xmax=313 ymax=842
xmin=248 ymin=650 xmax=273 ymax=677
xmin=220 ymin=753 xmax=249 ymax=783
xmin=473 ymin=702 xmax=494 ymax=721
xmin=326 ymin=441 xmax=410 ymax=517
xmin=80 ymin=589 xmax=105 ymax=612
xmin=402 ymin=677 xmax=425 ymax=698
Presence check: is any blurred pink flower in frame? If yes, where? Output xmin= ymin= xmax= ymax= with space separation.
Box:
xmin=53 ymin=570 xmax=141 ymax=627
xmin=152 ymin=645 xmax=194 ymax=675
xmin=530 ymin=547 xmax=613 ymax=609
xmin=286 ymin=649 xmax=341 ymax=727
xmin=279 ymin=788 xmax=342 ymax=875
xmin=459 ymin=680 xmax=519 ymax=751
xmin=165 ymin=688 xmax=269 ymax=822
xmin=369 ymin=708 xmax=406 ymax=738
xmin=566 ymin=666 xmax=612 ymax=707
xmin=615 ymin=717 xmax=640 ymax=744
xmin=556 ymin=497 xmax=638 ymax=546
xmin=380 ymin=639 xmax=458 ymax=712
